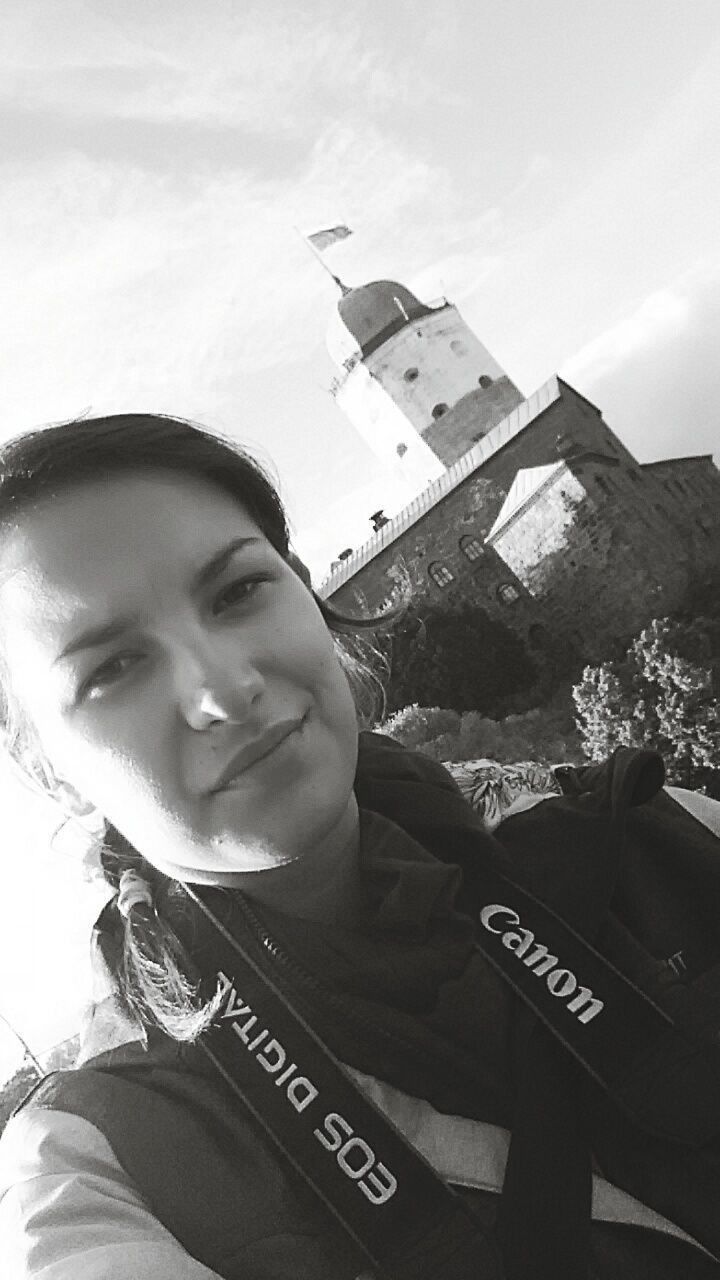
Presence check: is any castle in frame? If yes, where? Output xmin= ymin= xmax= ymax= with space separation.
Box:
xmin=317 ymin=275 xmax=719 ymax=663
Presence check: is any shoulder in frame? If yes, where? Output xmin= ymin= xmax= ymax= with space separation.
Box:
xmin=664 ymin=785 xmax=720 ymax=837
xmin=0 ymin=1106 xmax=222 ymax=1278
xmin=0 ymin=1104 xmax=132 ymax=1194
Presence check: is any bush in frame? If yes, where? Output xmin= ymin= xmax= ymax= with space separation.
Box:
xmin=572 ymin=615 xmax=720 ymax=792
xmin=376 ymin=688 xmax=585 ymax=768
xmin=378 ymin=602 xmax=539 ymax=720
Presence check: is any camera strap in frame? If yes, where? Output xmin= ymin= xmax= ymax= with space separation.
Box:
xmin=180 ymin=832 xmax=720 ymax=1279
xmin=469 ymin=855 xmax=720 ymax=1148
xmin=183 ymin=882 xmax=503 ymax=1280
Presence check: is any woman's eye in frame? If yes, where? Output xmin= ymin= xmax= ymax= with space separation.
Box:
xmin=213 ymin=576 xmax=267 ymax=613
xmin=77 ymin=579 xmax=269 ymax=700
xmin=81 ymin=654 xmax=139 ymax=699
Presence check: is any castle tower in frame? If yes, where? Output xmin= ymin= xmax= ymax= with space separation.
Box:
xmin=328 ymin=278 xmax=525 ymax=488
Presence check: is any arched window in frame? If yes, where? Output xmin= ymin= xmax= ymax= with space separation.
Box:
xmin=450 ymin=339 xmax=467 ymax=356
xmin=497 ymin=583 xmax=520 ymax=604
xmin=429 ymin=562 xmax=454 ymax=588
xmin=403 ymin=367 xmax=419 ymax=383
xmin=460 ymin=535 xmax=484 ymax=562
xmin=396 ymin=442 xmax=408 ymax=458
xmin=431 ymin=403 xmax=449 ymax=419
xmin=478 ymin=374 xmax=493 ymax=389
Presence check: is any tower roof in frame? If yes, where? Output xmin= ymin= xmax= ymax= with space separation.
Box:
xmin=327 ymin=279 xmax=433 ymax=366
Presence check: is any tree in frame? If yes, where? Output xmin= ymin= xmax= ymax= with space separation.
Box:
xmin=377 ymin=602 xmax=538 ymax=720
xmin=572 ymin=615 xmax=720 ymax=792
xmin=0 ymin=1061 xmax=41 ymax=1135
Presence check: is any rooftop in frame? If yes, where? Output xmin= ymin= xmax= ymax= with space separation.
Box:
xmin=327 ymin=278 xmax=437 ymax=367
xmin=318 ymin=375 xmax=564 ymax=597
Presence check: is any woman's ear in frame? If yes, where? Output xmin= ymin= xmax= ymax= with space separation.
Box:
xmin=286 ymin=549 xmax=313 ymax=590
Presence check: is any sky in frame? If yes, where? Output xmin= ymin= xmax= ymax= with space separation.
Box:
xmin=0 ymin=0 xmax=719 ymax=1074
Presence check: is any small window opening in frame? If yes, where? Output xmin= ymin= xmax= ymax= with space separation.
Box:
xmin=431 ymin=403 xmax=449 ymax=419
xmin=429 ymin=562 xmax=454 ymax=587
xmin=460 ymin=537 xmax=484 ymax=562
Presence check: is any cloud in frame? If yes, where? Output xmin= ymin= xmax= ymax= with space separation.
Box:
xmin=560 ymin=259 xmax=720 ymax=464
xmin=561 ymin=287 xmax=692 ymax=386
xmin=0 ymin=2 xmax=422 ymax=137
xmin=0 ymin=106 xmax=457 ymax=438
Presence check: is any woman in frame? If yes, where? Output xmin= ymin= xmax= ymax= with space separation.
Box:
xmin=0 ymin=413 xmax=718 ymax=1279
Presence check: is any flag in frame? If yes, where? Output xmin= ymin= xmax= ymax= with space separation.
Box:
xmin=307 ymin=225 xmax=353 ymax=252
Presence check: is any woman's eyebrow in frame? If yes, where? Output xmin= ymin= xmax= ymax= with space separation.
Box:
xmin=53 ymin=535 xmax=263 ymax=664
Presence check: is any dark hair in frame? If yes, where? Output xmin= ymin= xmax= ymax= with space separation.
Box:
xmin=0 ymin=413 xmax=412 ymax=1042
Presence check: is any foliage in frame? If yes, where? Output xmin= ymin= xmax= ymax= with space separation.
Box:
xmin=373 ymin=601 xmax=539 ymax=721
xmin=0 ymin=1036 xmax=80 ymax=1136
xmin=0 ymin=1061 xmax=41 ymax=1135
xmin=376 ymin=687 xmax=585 ymax=768
xmin=572 ymin=615 xmax=720 ymax=793
xmin=41 ymin=1035 xmax=80 ymax=1071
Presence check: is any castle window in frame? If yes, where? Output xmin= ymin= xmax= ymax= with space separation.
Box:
xmin=478 ymin=374 xmax=493 ymax=389
xmin=497 ymin=583 xmax=520 ymax=604
xmin=396 ymin=442 xmax=408 ymax=458
xmin=403 ymin=367 xmax=419 ymax=383
xmin=628 ymin=469 xmax=642 ymax=483
xmin=431 ymin=403 xmax=449 ymax=419
xmin=450 ymin=339 xmax=468 ymax=356
xmin=429 ymin=562 xmax=454 ymax=588
xmin=460 ymin=536 xmax=484 ymax=562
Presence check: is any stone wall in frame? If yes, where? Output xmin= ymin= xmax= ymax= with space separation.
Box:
xmin=325 ymin=379 xmax=719 ymax=670
xmin=422 ymin=377 xmax=525 ymax=467
xmin=488 ymin=459 xmax=689 ymax=658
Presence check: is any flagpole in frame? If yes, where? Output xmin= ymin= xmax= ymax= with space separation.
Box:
xmin=293 ymin=226 xmax=351 ymax=296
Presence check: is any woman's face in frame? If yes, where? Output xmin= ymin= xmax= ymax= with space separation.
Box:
xmin=0 ymin=469 xmax=361 ymax=883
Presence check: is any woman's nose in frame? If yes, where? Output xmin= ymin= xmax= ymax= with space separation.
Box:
xmin=176 ymin=648 xmax=265 ymax=731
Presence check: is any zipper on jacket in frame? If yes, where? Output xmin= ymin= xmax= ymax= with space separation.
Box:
xmin=228 ymin=889 xmax=468 ymax=1069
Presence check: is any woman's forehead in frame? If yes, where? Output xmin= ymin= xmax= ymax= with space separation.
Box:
xmin=0 ymin=471 xmax=266 ymax=623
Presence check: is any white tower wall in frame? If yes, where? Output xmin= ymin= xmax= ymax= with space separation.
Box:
xmin=333 ymin=362 xmax=446 ymax=493
xmin=365 ymin=305 xmax=507 ymax=432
